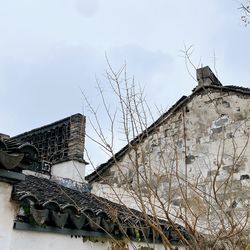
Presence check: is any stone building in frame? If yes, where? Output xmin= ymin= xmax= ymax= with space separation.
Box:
xmin=86 ymin=66 xmax=250 ymax=247
xmin=0 ymin=114 xmax=187 ymax=250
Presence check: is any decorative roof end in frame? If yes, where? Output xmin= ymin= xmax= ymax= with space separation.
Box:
xmin=196 ymin=66 xmax=222 ymax=88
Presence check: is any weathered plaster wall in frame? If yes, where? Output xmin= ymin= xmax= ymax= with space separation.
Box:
xmin=0 ymin=183 xmax=15 ymax=250
xmin=91 ymin=89 xmax=250 ymax=223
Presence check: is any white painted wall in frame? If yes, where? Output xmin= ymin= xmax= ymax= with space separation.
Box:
xmin=10 ymin=231 xmax=110 ymax=250
xmin=10 ymin=230 xmax=184 ymax=250
xmin=51 ymin=160 xmax=85 ymax=183
xmin=0 ymin=182 xmax=15 ymax=250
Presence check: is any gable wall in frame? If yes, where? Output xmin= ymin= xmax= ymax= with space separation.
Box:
xmin=91 ymin=88 xmax=250 ymax=220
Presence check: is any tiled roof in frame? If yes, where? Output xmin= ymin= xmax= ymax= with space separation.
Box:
xmin=0 ymin=137 xmax=39 ymax=171
xmin=12 ymin=175 xmax=190 ymax=244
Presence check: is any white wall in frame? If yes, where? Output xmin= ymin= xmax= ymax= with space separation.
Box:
xmin=10 ymin=231 xmax=110 ymax=250
xmin=10 ymin=230 xmax=183 ymax=250
xmin=51 ymin=160 xmax=85 ymax=183
xmin=90 ymin=89 xmax=250 ymax=237
xmin=92 ymin=90 xmax=250 ymax=202
xmin=0 ymin=182 xmax=15 ymax=250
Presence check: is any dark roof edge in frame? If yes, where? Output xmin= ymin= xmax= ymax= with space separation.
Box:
xmin=14 ymin=221 xmax=123 ymax=240
xmin=0 ymin=169 xmax=26 ymax=183
xmin=85 ymin=84 xmax=250 ymax=182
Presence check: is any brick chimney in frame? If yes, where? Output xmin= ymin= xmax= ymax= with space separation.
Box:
xmin=196 ymin=66 xmax=222 ymax=87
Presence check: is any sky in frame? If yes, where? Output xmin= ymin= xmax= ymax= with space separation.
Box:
xmin=0 ymin=0 xmax=249 ymax=170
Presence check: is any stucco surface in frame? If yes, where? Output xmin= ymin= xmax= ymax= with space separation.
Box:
xmin=91 ymin=88 xmax=250 ymax=229
xmin=0 ymin=183 xmax=15 ymax=250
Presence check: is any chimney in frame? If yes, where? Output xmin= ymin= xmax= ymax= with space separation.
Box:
xmin=196 ymin=66 xmax=222 ymax=87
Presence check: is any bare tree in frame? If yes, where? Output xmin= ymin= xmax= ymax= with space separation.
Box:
xmin=239 ymin=1 xmax=250 ymax=26
xmin=83 ymin=60 xmax=250 ymax=250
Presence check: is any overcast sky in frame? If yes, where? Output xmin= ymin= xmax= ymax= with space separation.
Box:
xmin=0 ymin=0 xmax=249 ymax=168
